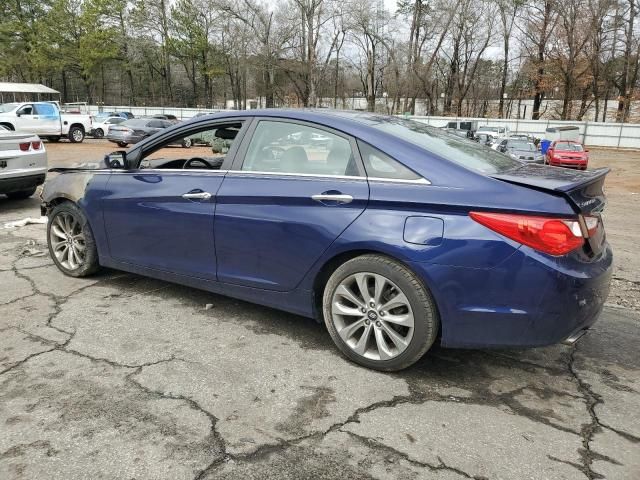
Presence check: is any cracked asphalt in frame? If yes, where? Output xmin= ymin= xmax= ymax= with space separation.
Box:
xmin=1 ymin=144 xmax=640 ymax=479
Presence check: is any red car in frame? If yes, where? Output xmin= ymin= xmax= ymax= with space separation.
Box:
xmin=545 ymin=140 xmax=589 ymax=169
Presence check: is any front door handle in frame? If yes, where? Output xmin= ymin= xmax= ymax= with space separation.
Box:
xmin=311 ymin=193 xmax=353 ymax=204
xmin=182 ymin=191 xmax=212 ymax=200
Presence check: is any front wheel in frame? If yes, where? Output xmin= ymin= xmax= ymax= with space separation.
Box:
xmin=47 ymin=202 xmax=100 ymax=277
xmin=93 ymin=128 xmax=104 ymax=139
xmin=323 ymin=255 xmax=439 ymax=371
xmin=182 ymin=138 xmax=193 ymax=148
xmin=68 ymin=126 xmax=85 ymax=143
xmin=117 ymin=141 xmax=128 ymax=147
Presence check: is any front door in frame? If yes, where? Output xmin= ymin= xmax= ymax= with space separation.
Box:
xmin=215 ymin=119 xmax=369 ymax=291
xmin=102 ymin=170 xmax=224 ymax=280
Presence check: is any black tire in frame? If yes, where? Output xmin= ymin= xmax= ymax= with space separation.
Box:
xmin=322 ymin=254 xmax=439 ymax=371
xmin=182 ymin=138 xmax=192 ymax=148
xmin=93 ymin=128 xmax=104 ymax=139
xmin=47 ymin=136 xmax=61 ymax=143
xmin=6 ymin=187 xmax=37 ymax=200
xmin=68 ymin=126 xmax=85 ymax=143
xmin=47 ymin=202 xmax=100 ymax=277
xmin=117 ymin=141 xmax=128 ymax=147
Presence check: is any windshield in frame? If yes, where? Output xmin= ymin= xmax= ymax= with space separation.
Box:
xmin=123 ymin=119 xmax=150 ymax=127
xmin=0 ymin=103 xmax=19 ymax=113
xmin=370 ymin=117 xmax=520 ymax=174
xmin=508 ymin=142 xmax=536 ymax=152
xmin=555 ymin=142 xmax=583 ymax=152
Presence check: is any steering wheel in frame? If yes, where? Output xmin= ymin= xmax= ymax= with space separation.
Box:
xmin=183 ymin=157 xmax=213 ymax=169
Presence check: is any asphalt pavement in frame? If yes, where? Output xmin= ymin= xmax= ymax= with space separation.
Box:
xmin=1 ymin=195 xmax=639 ymax=480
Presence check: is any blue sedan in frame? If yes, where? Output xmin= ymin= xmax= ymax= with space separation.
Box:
xmin=42 ymin=110 xmax=612 ymax=371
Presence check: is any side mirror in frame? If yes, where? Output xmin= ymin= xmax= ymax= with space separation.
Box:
xmin=16 ymin=112 xmax=22 ymax=117
xmin=104 ymin=151 xmax=127 ymax=169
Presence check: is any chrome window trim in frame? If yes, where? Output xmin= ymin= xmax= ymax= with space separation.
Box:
xmin=367 ymin=176 xmax=430 ymax=185
xmin=227 ymin=170 xmax=365 ymax=181
xmin=226 ymin=170 xmax=430 ymax=185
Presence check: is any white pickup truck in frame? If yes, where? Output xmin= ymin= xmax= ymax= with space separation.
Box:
xmin=0 ymin=102 xmax=92 ymax=143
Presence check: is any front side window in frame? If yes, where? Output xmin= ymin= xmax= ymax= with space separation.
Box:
xmin=141 ymin=122 xmax=243 ymax=170
xmin=17 ymin=105 xmax=34 ymax=115
xmin=242 ymin=121 xmax=358 ymax=176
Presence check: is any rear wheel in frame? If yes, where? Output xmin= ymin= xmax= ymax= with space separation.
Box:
xmin=47 ymin=202 xmax=99 ymax=277
xmin=68 ymin=126 xmax=85 ymax=143
xmin=323 ymin=255 xmax=439 ymax=371
xmin=182 ymin=138 xmax=192 ymax=148
xmin=6 ymin=187 xmax=37 ymax=200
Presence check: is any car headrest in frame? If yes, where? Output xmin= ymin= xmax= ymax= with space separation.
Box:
xmin=215 ymin=128 xmax=238 ymax=140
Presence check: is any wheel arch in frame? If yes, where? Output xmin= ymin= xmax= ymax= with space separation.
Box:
xmin=0 ymin=122 xmax=15 ymax=131
xmin=311 ymin=248 xmax=443 ymax=329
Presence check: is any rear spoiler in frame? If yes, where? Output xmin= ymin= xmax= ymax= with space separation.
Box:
xmin=490 ymin=165 xmax=609 ymax=214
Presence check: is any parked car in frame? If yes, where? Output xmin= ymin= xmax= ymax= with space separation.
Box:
xmin=90 ymin=116 xmax=126 ymax=138
xmin=0 ymin=102 xmax=92 ymax=143
xmin=106 ymin=118 xmax=173 ymax=147
xmin=496 ymin=139 xmax=544 ymax=164
xmin=151 ymin=114 xmax=179 ymax=123
xmin=545 ymin=140 xmax=589 ymax=170
xmin=0 ymin=125 xmax=47 ymax=199
xmin=476 ymin=126 xmax=511 ymax=148
xmin=41 ymin=110 xmax=612 ymax=371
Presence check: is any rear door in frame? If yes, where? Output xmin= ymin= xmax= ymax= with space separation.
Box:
xmin=214 ymin=119 xmax=369 ymax=291
xmin=33 ymin=103 xmax=61 ymax=135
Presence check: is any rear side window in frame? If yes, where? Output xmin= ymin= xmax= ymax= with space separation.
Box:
xmin=35 ymin=103 xmax=58 ymax=117
xmin=242 ymin=120 xmax=358 ymax=176
xmin=357 ymin=141 xmax=421 ymax=181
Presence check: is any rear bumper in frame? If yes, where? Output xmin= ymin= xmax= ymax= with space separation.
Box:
xmin=0 ymin=169 xmax=46 ymax=194
xmin=107 ymin=133 xmax=143 ymax=144
xmin=409 ymin=244 xmax=613 ymax=348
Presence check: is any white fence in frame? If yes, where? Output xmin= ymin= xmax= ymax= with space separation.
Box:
xmin=89 ymin=105 xmax=640 ymax=149
xmin=408 ymin=116 xmax=640 ymax=149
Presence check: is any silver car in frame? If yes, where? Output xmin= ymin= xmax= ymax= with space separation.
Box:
xmin=497 ymin=139 xmax=544 ymax=164
xmin=0 ymin=125 xmax=47 ymax=199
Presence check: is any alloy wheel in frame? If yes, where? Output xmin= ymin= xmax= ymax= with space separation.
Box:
xmin=72 ymin=129 xmax=83 ymax=142
xmin=331 ymin=272 xmax=415 ymax=361
xmin=50 ymin=212 xmax=86 ymax=270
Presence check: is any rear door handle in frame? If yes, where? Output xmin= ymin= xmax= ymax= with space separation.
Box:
xmin=182 ymin=191 xmax=212 ymax=200
xmin=311 ymin=194 xmax=353 ymax=204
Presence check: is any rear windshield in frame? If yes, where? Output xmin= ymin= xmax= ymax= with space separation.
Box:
xmin=555 ymin=142 xmax=583 ymax=152
xmin=371 ymin=118 xmax=520 ymax=174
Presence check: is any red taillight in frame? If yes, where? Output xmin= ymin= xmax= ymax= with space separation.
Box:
xmin=19 ymin=142 xmax=30 ymax=151
xmin=470 ymin=211 xmax=584 ymax=256
xmin=31 ymin=141 xmax=42 ymax=150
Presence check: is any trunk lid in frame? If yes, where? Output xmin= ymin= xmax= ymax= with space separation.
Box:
xmin=490 ymin=164 xmax=609 ymax=257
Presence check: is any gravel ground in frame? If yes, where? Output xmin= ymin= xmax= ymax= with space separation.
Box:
xmin=0 ymin=140 xmax=638 ymax=479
